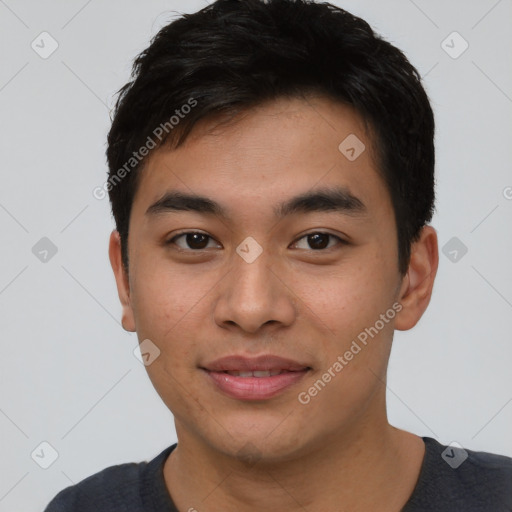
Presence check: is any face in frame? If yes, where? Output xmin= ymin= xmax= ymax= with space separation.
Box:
xmin=111 ymin=96 xmax=417 ymax=462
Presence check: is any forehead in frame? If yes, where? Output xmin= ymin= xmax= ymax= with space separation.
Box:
xmin=131 ymin=96 xmax=391 ymax=222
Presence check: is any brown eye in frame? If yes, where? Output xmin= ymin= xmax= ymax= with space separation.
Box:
xmin=168 ymin=232 xmax=220 ymax=250
xmin=307 ymin=233 xmax=330 ymax=249
xmin=293 ymin=232 xmax=345 ymax=250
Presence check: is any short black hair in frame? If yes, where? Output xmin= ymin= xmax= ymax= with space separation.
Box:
xmin=106 ymin=0 xmax=435 ymax=276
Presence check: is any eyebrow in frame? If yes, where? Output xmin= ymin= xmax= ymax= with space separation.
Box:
xmin=145 ymin=186 xmax=367 ymax=219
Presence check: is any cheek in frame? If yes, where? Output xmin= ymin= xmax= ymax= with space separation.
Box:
xmin=291 ymin=260 xmax=398 ymax=398
xmin=292 ymin=261 xmax=392 ymax=337
xmin=130 ymin=257 xmax=216 ymax=340
xmin=295 ymin=277 xmax=395 ymax=425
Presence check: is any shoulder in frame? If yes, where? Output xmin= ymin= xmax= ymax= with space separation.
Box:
xmin=44 ymin=444 xmax=177 ymax=511
xmin=42 ymin=442 xmax=184 ymax=512
xmin=452 ymin=442 xmax=512 ymax=504
xmin=44 ymin=460 xmax=145 ymax=511
xmin=406 ymin=437 xmax=512 ymax=511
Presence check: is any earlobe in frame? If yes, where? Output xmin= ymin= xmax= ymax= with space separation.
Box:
xmin=108 ymin=230 xmax=136 ymax=332
xmin=395 ymin=226 xmax=439 ymax=331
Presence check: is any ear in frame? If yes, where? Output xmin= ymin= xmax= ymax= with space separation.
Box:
xmin=395 ymin=225 xmax=439 ymax=331
xmin=108 ymin=230 xmax=136 ymax=332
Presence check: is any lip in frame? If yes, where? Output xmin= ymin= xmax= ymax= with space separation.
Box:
xmin=202 ymin=355 xmax=310 ymax=372
xmin=201 ymin=355 xmax=311 ymax=401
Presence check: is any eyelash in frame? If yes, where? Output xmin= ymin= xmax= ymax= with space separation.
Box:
xmin=166 ymin=231 xmax=347 ymax=252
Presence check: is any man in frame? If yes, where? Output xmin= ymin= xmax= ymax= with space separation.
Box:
xmin=45 ymin=0 xmax=512 ymax=510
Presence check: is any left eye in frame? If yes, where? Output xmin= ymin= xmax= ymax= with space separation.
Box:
xmin=292 ymin=232 xmax=344 ymax=250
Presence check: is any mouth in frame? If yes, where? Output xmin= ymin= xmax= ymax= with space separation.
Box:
xmin=221 ymin=369 xmax=290 ymax=377
xmin=200 ymin=355 xmax=312 ymax=400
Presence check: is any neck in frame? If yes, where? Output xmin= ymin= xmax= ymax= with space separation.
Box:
xmin=164 ymin=413 xmax=425 ymax=512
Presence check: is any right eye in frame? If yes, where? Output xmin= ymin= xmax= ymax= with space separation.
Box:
xmin=166 ymin=231 xmax=222 ymax=251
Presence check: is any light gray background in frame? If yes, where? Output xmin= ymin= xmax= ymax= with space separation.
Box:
xmin=1 ymin=0 xmax=511 ymax=510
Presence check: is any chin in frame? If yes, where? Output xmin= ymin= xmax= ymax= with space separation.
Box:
xmin=202 ymin=417 xmax=314 ymax=465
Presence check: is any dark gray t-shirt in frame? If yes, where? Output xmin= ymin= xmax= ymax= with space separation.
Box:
xmin=44 ymin=437 xmax=512 ymax=511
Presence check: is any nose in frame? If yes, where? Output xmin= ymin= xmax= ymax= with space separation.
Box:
xmin=213 ymin=249 xmax=296 ymax=335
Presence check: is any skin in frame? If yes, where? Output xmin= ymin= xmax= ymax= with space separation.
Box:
xmin=109 ymin=95 xmax=439 ymax=511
